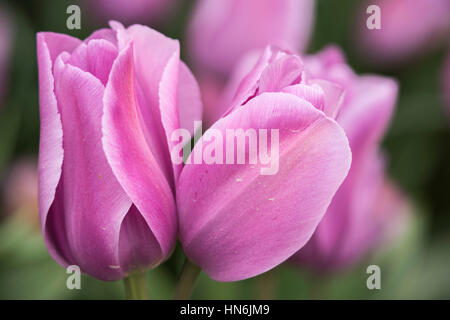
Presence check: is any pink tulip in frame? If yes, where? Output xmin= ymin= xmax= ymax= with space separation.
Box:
xmin=85 ymin=0 xmax=176 ymax=25
xmin=37 ymin=21 xmax=202 ymax=281
xmin=187 ymin=0 xmax=315 ymax=78
xmin=0 ymin=7 xmax=12 ymax=105
xmin=291 ymin=46 xmax=400 ymax=271
xmin=356 ymin=0 xmax=450 ymax=65
xmin=176 ymin=46 xmax=352 ymax=281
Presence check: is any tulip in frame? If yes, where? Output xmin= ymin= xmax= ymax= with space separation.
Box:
xmin=356 ymin=0 xmax=450 ymax=66
xmin=0 ymin=7 xmax=12 ymax=106
xmin=175 ymin=46 xmax=352 ymax=282
xmin=290 ymin=46 xmax=400 ymax=271
xmin=37 ymin=21 xmax=202 ymax=282
xmin=84 ymin=0 xmax=176 ymax=25
xmin=188 ymin=0 xmax=315 ymax=78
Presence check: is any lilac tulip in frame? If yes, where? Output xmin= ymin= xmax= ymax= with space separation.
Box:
xmin=85 ymin=0 xmax=176 ymax=25
xmin=187 ymin=0 xmax=315 ymax=78
xmin=0 ymin=8 xmax=12 ymax=105
xmin=37 ymin=22 xmax=202 ymax=281
xmin=356 ymin=0 xmax=450 ymax=65
xmin=176 ymin=46 xmax=352 ymax=281
xmin=291 ymin=46 xmax=400 ymax=271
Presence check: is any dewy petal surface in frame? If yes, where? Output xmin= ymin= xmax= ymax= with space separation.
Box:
xmin=177 ymin=93 xmax=351 ymax=281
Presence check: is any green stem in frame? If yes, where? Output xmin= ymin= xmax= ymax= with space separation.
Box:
xmin=173 ymin=259 xmax=202 ymax=299
xmin=123 ymin=270 xmax=148 ymax=300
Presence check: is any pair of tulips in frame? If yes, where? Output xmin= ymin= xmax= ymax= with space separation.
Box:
xmin=37 ymin=22 xmax=400 ymax=285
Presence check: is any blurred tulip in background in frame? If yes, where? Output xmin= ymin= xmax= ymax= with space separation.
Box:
xmin=356 ymin=0 xmax=450 ymax=66
xmin=291 ymin=47 xmax=405 ymax=271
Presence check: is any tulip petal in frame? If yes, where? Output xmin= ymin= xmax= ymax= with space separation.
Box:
xmin=122 ymin=24 xmax=181 ymax=184
xmin=259 ymin=55 xmax=303 ymax=93
xmin=178 ymin=61 xmax=203 ymax=134
xmin=159 ymin=51 xmax=182 ymax=180
xmin=37 ymin=33 xmax=81 ymax=266
xmin=294 ymin=149 xmax=385 ymax=269
xmin=118 ymin=205 xmax=163 ymax=272
xmin=177 ymin=92 xmax=351 ymax=281
xmin=282 ymin=83 xmax=325 ymax=111
xmin=337 ymin=76 xmax=398 ymax=153
xmin=67 ymin=39 xmax=118 ymax=86
xmin=85 ymin=28 xmax=118 ymax=46
xmin=49 ymin=55 xmax=133 ymax=280
xmin=103 ymin=43 xmax=177 ymax=261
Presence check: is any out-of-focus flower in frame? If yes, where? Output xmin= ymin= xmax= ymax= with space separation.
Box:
xmin=0 ymin=7 xmax=13 ymax=106
xmin=37 ymin=21 xmax=202 ymax=281
xmin=291 ymin=46 xmax=401 ymax=271
xmin=177 ymin=46 xmax=352 ymax=281
xmin=443 ymin=51 xmax=450 ymax=118
xmin=84 ymin=0 xmax=176 ymax=26
xmin=187 ymin=0 xmax=315 ymax=78
xmin=2 ymin=158 xmax=39 ymax=227
xmin=356 ymin=0 xmax=450 ymax=66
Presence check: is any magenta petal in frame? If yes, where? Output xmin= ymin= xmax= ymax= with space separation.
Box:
xmin=102 ymin=43 xmax=177 ymax=262
xmin=85 ymin=28 xmax=118 ymax=46
xmin=177 ymin=93 xmax=351 ymax=281
xmin=178 ymin=61 xmax=203 ymax=134
xmin=118 ymin=205 xmax=163 ymax=272
xmin=282 ymin=83 xmax=325 ymax=111
xmin=67 ymin=39 xmax=118 ymax=85
xmin=123 ymin=24 xmax=180 ymax=184
xmin=158 ymin=50 xmax=182 ymax=180
xmin=37 ymin=33 xmax=82 ymax=266
xmin=50 ymin=56 xmax=132 ymax=280
xmin=309 ymin=79 xmax=345 ymax=119
xmin=258 ymin=55 xmax=303 ymax=93
xmin=293 ymin=150 xmax=386 ymax=270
